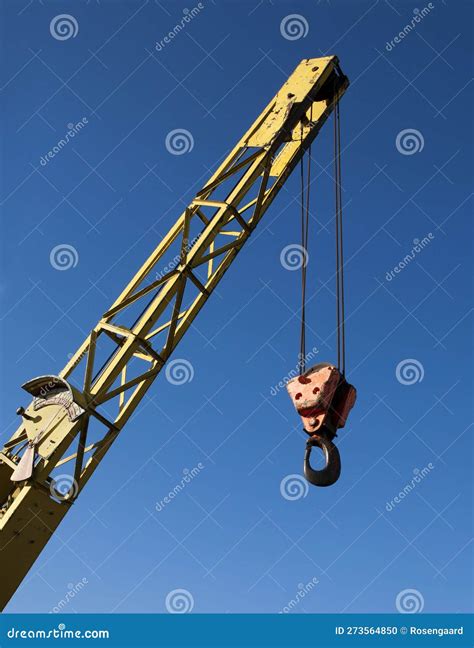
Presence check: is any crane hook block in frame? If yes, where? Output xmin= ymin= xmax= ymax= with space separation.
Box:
xmin=286 ymin=363 xmax=356 ymax=487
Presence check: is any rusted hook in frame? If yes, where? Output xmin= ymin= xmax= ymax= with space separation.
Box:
xmin=304 ymin=429 xmax=341 ymax=487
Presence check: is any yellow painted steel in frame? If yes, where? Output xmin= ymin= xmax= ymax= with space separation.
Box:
xmin=0 ymin=56 xmax=349 ymax=609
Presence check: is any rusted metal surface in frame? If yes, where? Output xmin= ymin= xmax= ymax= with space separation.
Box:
xmin=286 ymin=363 xmax=356 ymax=487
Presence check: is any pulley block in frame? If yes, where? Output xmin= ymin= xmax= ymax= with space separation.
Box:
xmin=286 ymin=363 xmax=356 ymax=487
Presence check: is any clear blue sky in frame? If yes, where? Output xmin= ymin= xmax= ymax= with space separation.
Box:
xmin=0 ymin=0 xmax=472 ymax=615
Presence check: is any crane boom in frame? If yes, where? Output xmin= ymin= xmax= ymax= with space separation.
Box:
xmin=0 ymin=56 xmax=349 ymax=609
